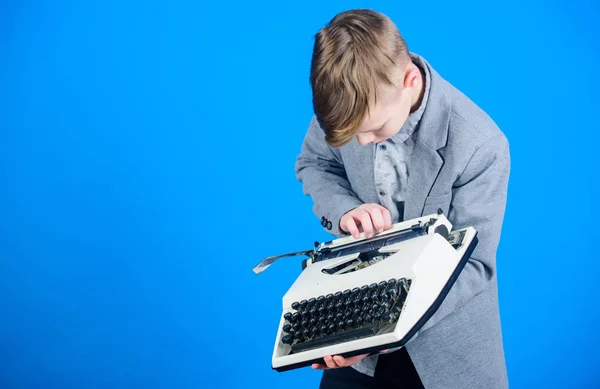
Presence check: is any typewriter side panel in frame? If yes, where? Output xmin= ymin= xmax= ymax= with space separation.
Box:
xmin=392 ymin=233 xmax=462 ymax=338
xmin=391 ymin=226 xmax=478 ymax=346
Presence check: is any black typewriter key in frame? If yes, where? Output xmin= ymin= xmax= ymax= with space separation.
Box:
xmin=379 ymin=280 xmax=388 ymax=289
xmin=355 ymin=316 xmax=364 ymax=326
xmin=303 ymin=327 xmax=311 ymax=337
xmin=388 ymin=287 xmax=398 ymax=298
xmin=343 ymin=289 xmax=351 ymax=298
xmin=292 ymin=301 xmax=300 ymax=310
xmin=334 ymin=291 xmax=342 ymax=299
xmin=291 ymin=312 xmax=301 ymax=322
xmin=338 ymin=321 xmax=346 ymax=330
xmin=335 ymin=299 xmax=344 ymax=310
xmin=318 ymin=305 xmax=327 ymax=314
xmin=346 ymin=318 xmax=354 ymax=328
xmin=316 ymin=295 xmax=325 ymax=304
xmin=301 ymin=310 xmax=310 ymax=319
xmin=369 ymin=283 xmax=378 ymax=291
xmin=361 ymin=284 xmax=369 ymax=293
xmin=293 ymin=331 xmax=302 ymax=340
xmin=308 ymin=297 xmax=316 ymax=306
xmin=301 ymin=318 xmax=309 ymax=328
xmin=380 ymin=312 xmax=392 ymax=323
xmin=379 ymin=291 xmax=389 ymax=301
xmin=309 ymin=305 xmax=318 ymax=316
xmin=300 ymin=299 xmax=308 ymax=309
xmin=310 ymin=317 xmax=317 ymax=326
xmin=283 ymin=324 xmax=292 ymax=333
xmin=369 ymin=291 xmax=378 ymax=302
xmin=326 ymin=312 xmax=335 ymax=322
xmin=365 ymin=313 xmax=373 ymax=323
xmin=351 ymin=287 xmax=360 ymax=295
xmin=284 ymin=312 xmax=292 ymax=321
xmin=325 ymin=293 xmax=334 ymax=301
xmin=287 ymin=328 xmax=296 ymax=339
xmin=320 ymin=324 xmax=327 ymax=334
xmin=388 ymin=278 xmax=397 ymax=287
xmin=380 ymin=301 xmax=390 ymax=311
xmin=282 ymin=334 xmax=293 ymax=344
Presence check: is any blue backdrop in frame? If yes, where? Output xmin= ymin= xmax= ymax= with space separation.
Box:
xmin=1 ymin=0 xmax=599 ymax=388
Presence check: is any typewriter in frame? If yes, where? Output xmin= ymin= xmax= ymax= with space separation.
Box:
xmin=253 ymin=210 xmax=478 ymax=372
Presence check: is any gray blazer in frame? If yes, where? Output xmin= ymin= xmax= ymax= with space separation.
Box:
xmin=295 ymin=54 xmax=510 ymax=389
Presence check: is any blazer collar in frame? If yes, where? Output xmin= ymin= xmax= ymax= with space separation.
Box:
xmin=410 ymin=53 xmax=452 ymax=152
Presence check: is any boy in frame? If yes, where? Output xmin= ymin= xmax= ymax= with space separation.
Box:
xmin=295 ymin=9 xmax=510 ymax=389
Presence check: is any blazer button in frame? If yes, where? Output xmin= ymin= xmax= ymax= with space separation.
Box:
xmin=326 ymin=221 xmax=332 ymax=230
xmin=321 ymin=216 xmax=327 ymax=227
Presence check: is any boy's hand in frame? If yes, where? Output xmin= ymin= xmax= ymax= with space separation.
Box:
xmin=340 ymin=203 xmax=392 ymax=239
xmin=311 ymin=350 xmax=389 ymax=370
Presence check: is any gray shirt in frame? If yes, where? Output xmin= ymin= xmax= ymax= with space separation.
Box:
xmin=375 ymin=54 xmax=432 ymax=223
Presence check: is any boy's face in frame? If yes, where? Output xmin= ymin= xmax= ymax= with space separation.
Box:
xmin=354 ymin=62 xmax=422 ymax=146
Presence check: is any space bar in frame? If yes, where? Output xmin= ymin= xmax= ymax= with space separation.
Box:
xmin=291 ymin=326 xmax=379 ymax=353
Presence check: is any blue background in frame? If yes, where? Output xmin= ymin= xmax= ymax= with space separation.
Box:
xmin=1 ymin=0 xmax=598 ymax=388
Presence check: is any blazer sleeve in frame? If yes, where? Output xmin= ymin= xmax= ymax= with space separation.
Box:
xmin=411 ymin=132 xmax=511 ymax=338
xmin=295 ymin=116 xmax=364 ymax=237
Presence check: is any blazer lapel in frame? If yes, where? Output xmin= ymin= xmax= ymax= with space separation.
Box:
xmin=404 ymin=142 xmax=444 ymax=220
xmin=403 ymin=54 xmax=452 ymax=220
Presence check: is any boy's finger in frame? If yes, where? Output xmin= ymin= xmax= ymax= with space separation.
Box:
xmin=333 ymin=355 xmax=346 ymax=366
xmin=358 ymin=212 xmax=373 ymax=238
xmin=379 ymin=206 xmax=392 ymax=229
xmin=368 ymin=207 xmax=384 ymax=232
xmin=312 ymin=363 xmax=328 ymax=370
xmin=324 ymin=355 xmax=338 ymax=369
xmin=345 ymin=217 xmax=360 ymax=239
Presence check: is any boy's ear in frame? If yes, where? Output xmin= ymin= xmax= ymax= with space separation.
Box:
xmin=402 ymin=65 xmax=420 ymax=89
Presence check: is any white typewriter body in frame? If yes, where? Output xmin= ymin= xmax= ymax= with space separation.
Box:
xmin=255 ymin=212 xmax=478 ymax=372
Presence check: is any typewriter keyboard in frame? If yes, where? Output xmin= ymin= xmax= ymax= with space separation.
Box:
xmin=281 ymin=278 xmax=411 ymax=353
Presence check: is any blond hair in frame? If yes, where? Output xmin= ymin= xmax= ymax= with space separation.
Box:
xmin=309 ymin=9 xmax=410 ymax=147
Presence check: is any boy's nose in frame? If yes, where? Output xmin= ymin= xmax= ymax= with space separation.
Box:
xmin=356 ymin=133 xmax=374 ymax=146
